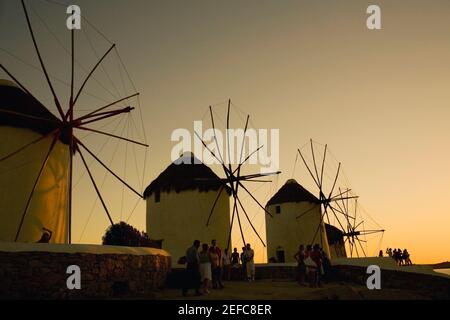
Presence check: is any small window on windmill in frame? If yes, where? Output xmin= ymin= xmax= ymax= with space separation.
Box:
xmin=275 ymin=205 xmax=281 ymax=214
xmin=155 ymin=191 xmax=161 ymax=203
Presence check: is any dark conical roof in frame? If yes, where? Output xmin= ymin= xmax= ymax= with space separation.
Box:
xmin=143 ymin=153 xmax=231 ymax=198
xmin=0 ymin=80 xmax=60 ymax=134
xmin=266 ymin=179 xmax=319 ymax=206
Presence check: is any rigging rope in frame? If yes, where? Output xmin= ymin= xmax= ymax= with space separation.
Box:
xmin=72 ymin=115 xmax=125 ymax=189
xmin=29 ymin=1 xmax=119 ymax=102
xmin=0 ymin=47 xmax=110 ymax=104
xmin=120 ymin=115 xmax=130 ymax=221
xmin=78 ymin=113 xmax=128 ymax=241
xmin=81 ymin=25 xmax=121 ymax=101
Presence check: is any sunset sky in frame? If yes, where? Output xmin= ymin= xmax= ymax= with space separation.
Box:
xmin=1 ymin=0 xmax=450 ymax=264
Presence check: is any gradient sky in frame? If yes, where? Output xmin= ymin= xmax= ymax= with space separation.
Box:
xmin=1 ymin=0 xmax=450 ymax=263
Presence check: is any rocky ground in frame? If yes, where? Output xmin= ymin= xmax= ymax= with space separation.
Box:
xmin=156 ymin=280 xmax=439 ymax=300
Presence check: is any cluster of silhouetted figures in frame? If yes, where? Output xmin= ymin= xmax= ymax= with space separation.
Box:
xmin=293 ymin=244 xmax=331 ymax=288
xmin=379 ymin=248 xmax=413 ymax=266
xmin=180 ymin=239 xmax=256 ymax=296
xmin=180 ymin=240 xmax=334 ymax=296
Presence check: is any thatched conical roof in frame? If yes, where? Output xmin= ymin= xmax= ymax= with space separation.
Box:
xmin=0 ymin=80 xmax=60 ymax=135
xmin=144 ymin=152 xmax=231 ymax=198
xmin=266 ymin=179 xmax=319 ymax=206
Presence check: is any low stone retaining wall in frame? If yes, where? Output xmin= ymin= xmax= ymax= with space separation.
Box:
xmin=0 ymin=244 xmax=171 ymax=299
xmin=254 ymin=264 xmax=298 ymax=280
xmin=333 ymin=265 xmax=450 ymax=299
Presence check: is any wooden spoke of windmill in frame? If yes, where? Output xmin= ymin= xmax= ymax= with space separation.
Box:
xmin=294 ymin=140 xmax=357 ymax=248
xmin=194 ymin=99 xmax=280 ymax=250
xmin=340 ymin=198 xmax=385 ymax=257
xmin=295 ymin=141 xmax=385 ymax=256
xmin=296 ymin=139 xmax=364 ymax=251
xmin=0 ymin=0 xmax=148 ymax=243
xmin=296 ymin=140 xmax=358 ymax=222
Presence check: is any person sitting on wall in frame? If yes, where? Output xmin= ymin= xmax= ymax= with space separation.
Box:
xmin=36 ymin=227 xmax=52 ymax=243
xmin=379 ymin=250 xmax=384 ymax=257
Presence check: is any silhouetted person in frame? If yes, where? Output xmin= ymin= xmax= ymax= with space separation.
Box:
xmin=305 ymin=244 xmax=312 ymax=258
xmin=379 ymin=250 xmax=383 ymax=257
xmin=36 ymin=227 xmax=52 ymax=243
xmin=294 ymin=244 xmax=306 ymax=286
xmin=397 ymin=248 xmax=404 ymax=266
xmin=210 ymin=239 xmax=224 ymax=289
xmin=320 ymin=248 xmax=331 ymax=282
xmin=244 ymin=243 xmax=255 ymax=281
xmin=231 ymin=248 xmax=240 ymax=265
xmin=222 ymin=248 xmax=231 ymax=281
xmin=403 ymin=249 xmax=412 ymax=266
xmin=182 ymin=240 xmax=201 ymax=296
xmin=304 ymin=244 xmax=317 ymax=287
xmin=387 ymin=248 xmax=393 ymax=258
xmin=198 ymin=243 xmax=212 ymax=294
xmin=310 ymin=244 xmax=323 ymax=287
xmin=240 ymin=246 xmax=247 ymax=280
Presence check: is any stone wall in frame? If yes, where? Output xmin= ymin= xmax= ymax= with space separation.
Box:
xmin=254 ymin=264 xmax=298 ymax=280
xmin=333 ymin=265 xmax=450 ymax=299
xmin=0 ymin=251 xmax=171 ymax=299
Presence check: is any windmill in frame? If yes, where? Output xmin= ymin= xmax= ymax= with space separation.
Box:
xmin=0 ymin=0 xmax=148 ymax=243
xmin=339 ymin=197 xmax=385 ymax=257
xmin=194 ymin=99 xmax=280 ymax=250
xmin=295 ymin=139 xmax=384 ymax=257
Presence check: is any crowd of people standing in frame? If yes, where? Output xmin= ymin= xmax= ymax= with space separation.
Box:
xmin=294 ymin=244 xmax=331 ymax=288
xmin=384 ymin=248 xmax=413 ymax=266
xmin=182 ymin=240 xmax=256 ymax=296
xmin=181 ymin=239 xmax=334 ymax=296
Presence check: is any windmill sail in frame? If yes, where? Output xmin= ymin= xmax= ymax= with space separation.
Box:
xmin=0 ymin=80 xmax=70 ymax=243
